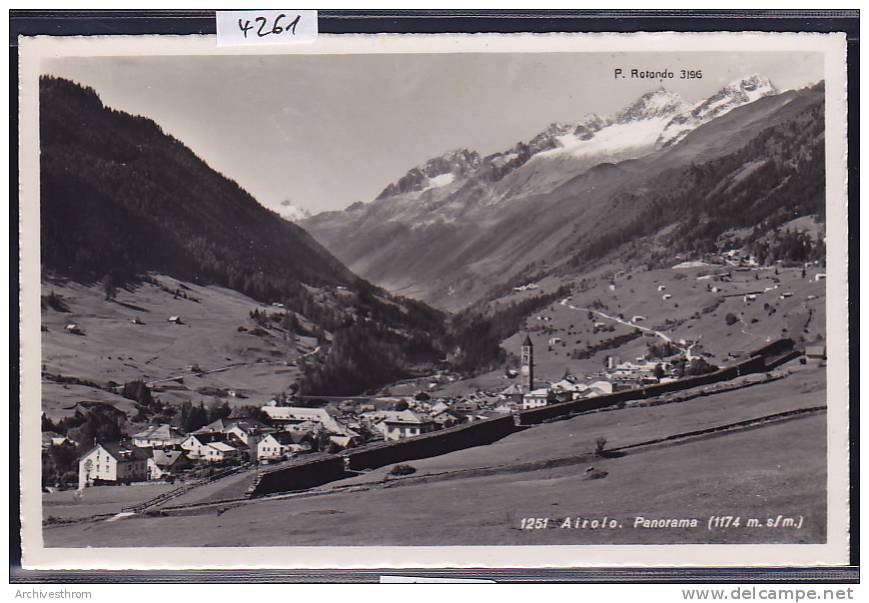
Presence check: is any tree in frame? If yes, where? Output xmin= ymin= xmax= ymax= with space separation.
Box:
xmin=122 ymin=379 xmax=153 ymax=406
xmin=181 ymin=402 xmax=209 ymax=432
xmin=42 ymin=441 xmax=79 ymax=487
xmin=683 ymin=357 xmax=717 ymax=377
xmin=67 ymin=409 xmax=123 ymax=449
xmin=594 ymin=437 xmax=608 ymax=455
xmin=230 ymin=405 xmax=272 ymax=424
xmin=41 ymin=413 xmax=59 ymax=433
xmin=102 ymin=272 xmax=117 ymax=301
xmin=208 ymin=400 xmax=232 ymax=422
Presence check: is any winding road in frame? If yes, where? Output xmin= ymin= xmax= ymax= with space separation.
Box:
xmin=559 ymin=298 xmax=695 ymax=357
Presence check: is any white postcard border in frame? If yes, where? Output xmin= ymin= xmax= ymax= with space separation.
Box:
xmin=18 ymin=31 xmax=850 ymax=570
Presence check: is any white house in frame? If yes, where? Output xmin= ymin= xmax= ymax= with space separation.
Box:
xmin=373 ymin=410 xmax=437 ymax=441
xmin=202 ymin=441 xmax=243 ymax=463
xmin=256 ymin=431 xmax=310 ymax=462
xmin=180 ymin=433 xmax=230 ymax=460
xmin=41 ymin=431 xmax=71 ymax=449
xmin=522 ymin=388 xmax=552 ymax=410
xmin=78 ymin=442 xmax=151 ymax=489
xmin=193 ymin=417 xmax=270 ymax=446
xmin=132 ymin=423 xmax=185 ymax=448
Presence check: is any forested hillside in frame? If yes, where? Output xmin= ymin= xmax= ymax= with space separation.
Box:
xmin=40 ymin=76 xmax=355 ymax=296
xmin=40 ymin=77 xmax=446 ymax=396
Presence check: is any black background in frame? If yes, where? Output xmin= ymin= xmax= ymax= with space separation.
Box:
xmin=9 ymin=9 xmax=860 ymax=584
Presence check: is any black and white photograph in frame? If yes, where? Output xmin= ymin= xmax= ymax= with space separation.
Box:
xmin=17 ymin=31 xmax=850 ymax=569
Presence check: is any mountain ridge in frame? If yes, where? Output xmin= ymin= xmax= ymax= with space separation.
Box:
xmin=333 ymin=74 xmax=780 ymax=215
xmin=40 ymin=76 xmax=448 ymax=396
xmin=304 ymin=77 xmax=823 ymax=311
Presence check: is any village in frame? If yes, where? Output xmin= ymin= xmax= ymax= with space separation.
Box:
xmin=57 ymin=336 xmax=677 ymax=492
xmin=40 ymin=243 xmax=827 ymax=509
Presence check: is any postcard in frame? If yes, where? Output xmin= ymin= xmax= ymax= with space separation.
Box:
xmin=18 ymin=30 xmax=850 ymax=569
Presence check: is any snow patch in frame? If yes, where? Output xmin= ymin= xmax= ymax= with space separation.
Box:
xmin=537 ymin=116 xmax=673 ymax=161
xmin=428 ymin=173 xmax=455 ymax=189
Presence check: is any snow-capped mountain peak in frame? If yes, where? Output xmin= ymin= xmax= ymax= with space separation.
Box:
xmin=276 ymin=199 xmax=311 ymax=222
xmin=658 ymin=74 xmax=778 ymax=146
xmin=375 ymin=148 xmax=481 ymax=199
xmin=615 ymin=88 xmax=688 ymax=123
xmin=371 ymin=74 xmax=779 ymax=204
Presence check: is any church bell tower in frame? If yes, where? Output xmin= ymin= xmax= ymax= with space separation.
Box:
xmin=520 ymin=334 xmax=534 ymax=392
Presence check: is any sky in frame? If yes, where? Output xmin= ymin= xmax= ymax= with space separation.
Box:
xmin=44 ymin=51 xmax=824 ymax=214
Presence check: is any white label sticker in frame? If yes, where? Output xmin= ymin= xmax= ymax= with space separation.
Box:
xmin=216 ymin=10 xmax=318 ymax=46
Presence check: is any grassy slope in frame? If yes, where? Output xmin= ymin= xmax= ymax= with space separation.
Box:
xmin=44 ymin=363 xmax=826 ymax=546
xmin=43 ymin=483 xmax=178 ymax=521
xmin=43 ymin=415 xmax=825 ymax=546
xmin=42 ymin=274 xmax=305 ymax=421
xmin=434 ymin=263 xmax=825 ymax=395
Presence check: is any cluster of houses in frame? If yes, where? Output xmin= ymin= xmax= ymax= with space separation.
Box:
xmin=76 ymin=418 xmax=271 ymax=489
xmin=72 ymin=396 xmax=482 ymax=489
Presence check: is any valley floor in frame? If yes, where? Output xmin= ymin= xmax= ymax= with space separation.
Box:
xmin=43 ymin=363 xmax=826 ymax=547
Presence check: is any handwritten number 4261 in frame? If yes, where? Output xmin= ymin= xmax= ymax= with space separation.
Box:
xmin=238 ymin=14 xmax=301 ymax=39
